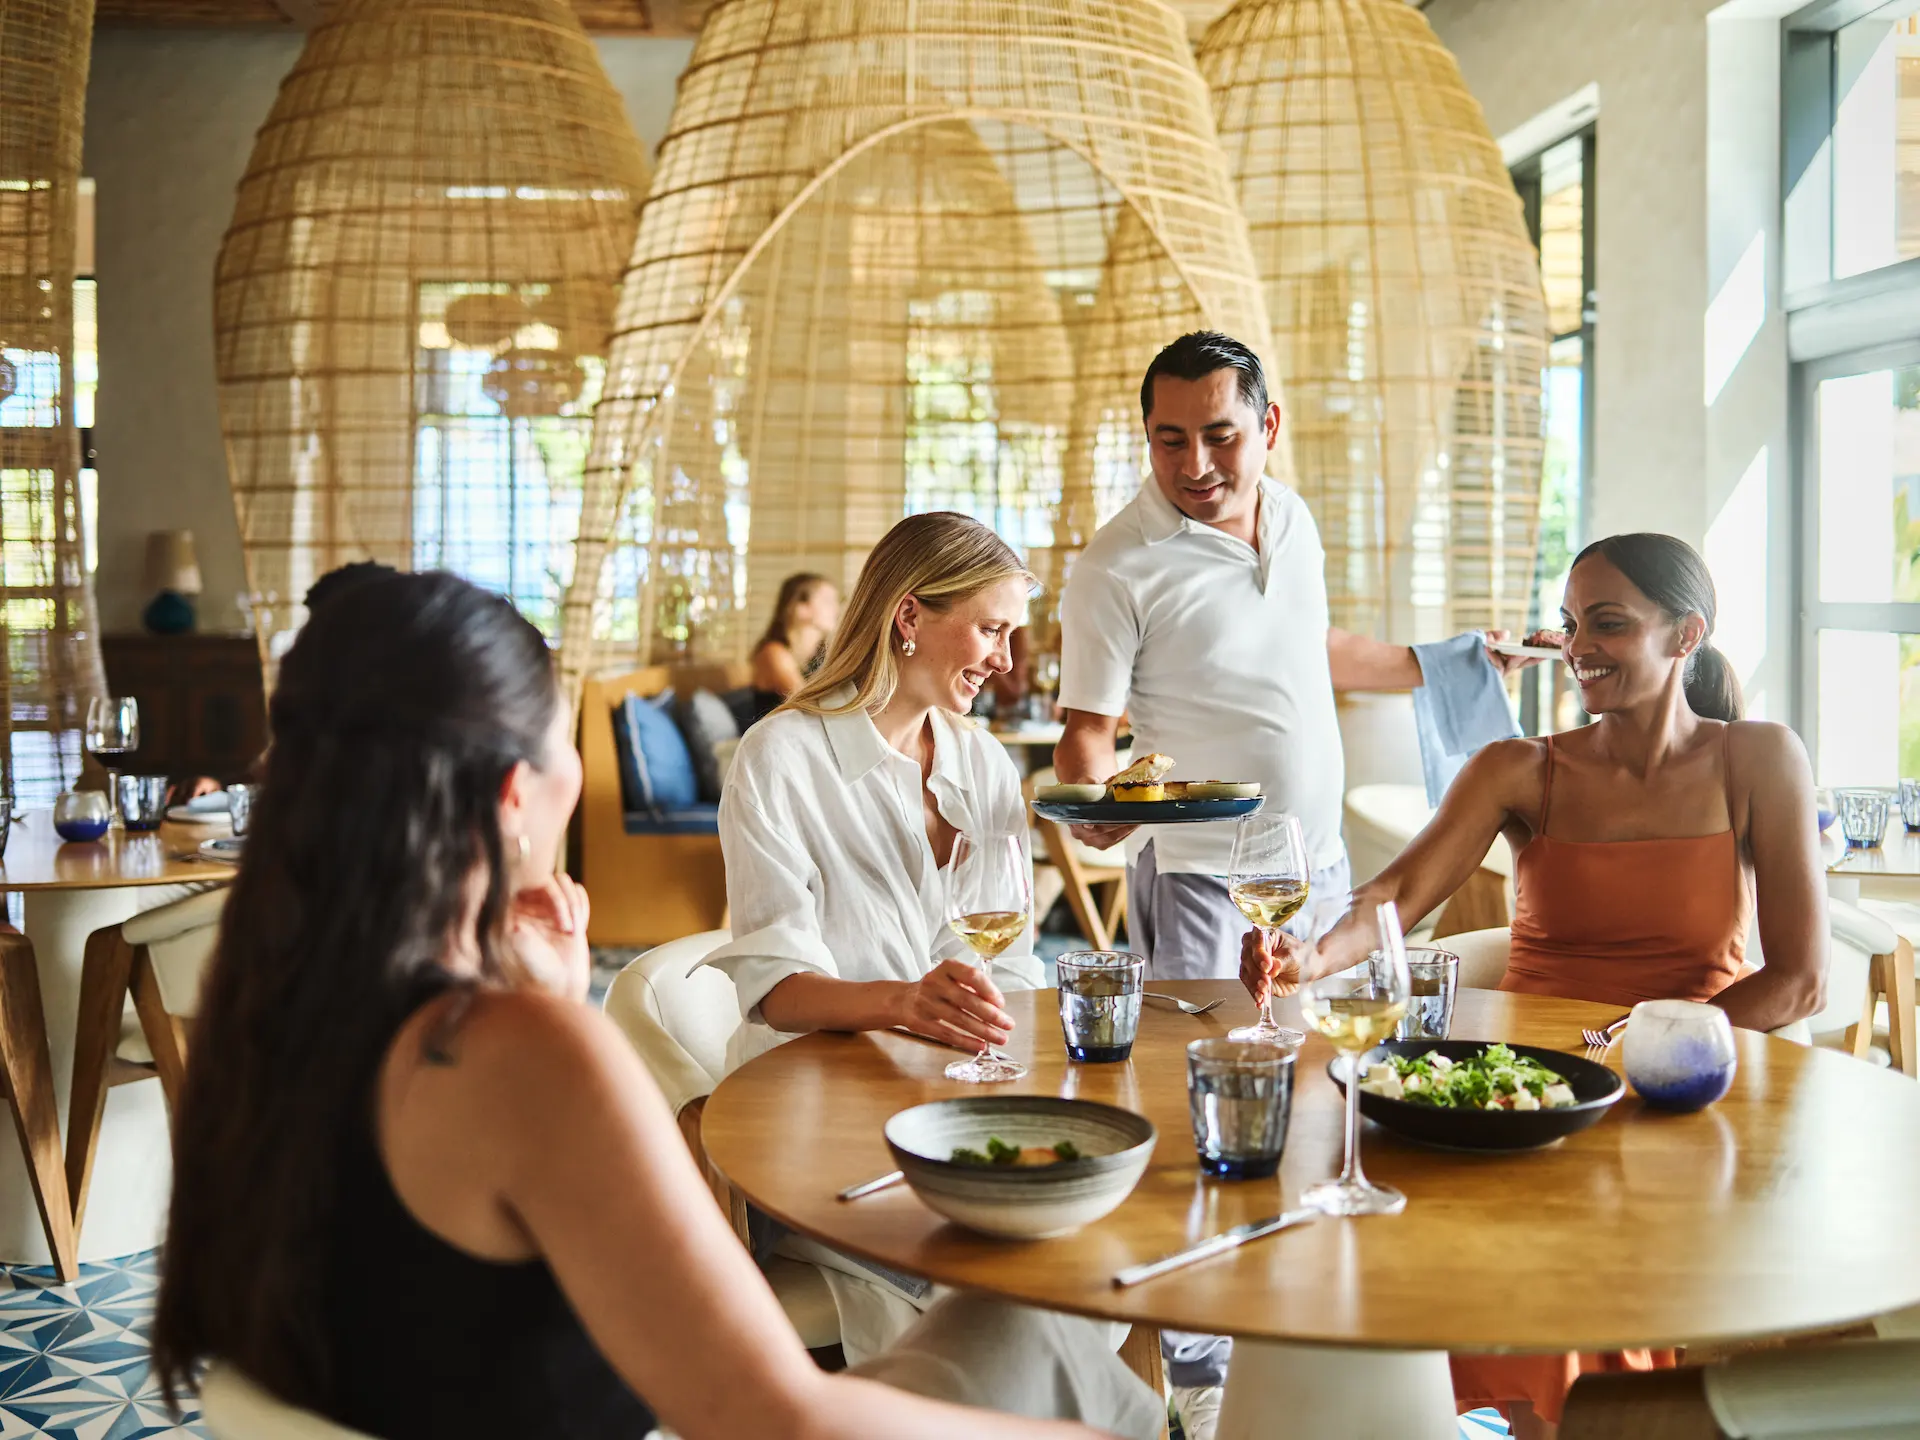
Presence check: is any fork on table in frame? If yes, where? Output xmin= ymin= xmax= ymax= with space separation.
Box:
xmin=1581 ymin=1014 xmax=1632 ymax=1049
xmin=1143 ymin=992 xmax=1226 ymax=1017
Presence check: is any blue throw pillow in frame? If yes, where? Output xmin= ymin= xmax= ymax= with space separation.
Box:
xmin=617 ymin=690 xmax=700 ymax=814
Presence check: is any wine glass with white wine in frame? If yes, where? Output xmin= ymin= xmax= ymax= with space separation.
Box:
xmin=1226 ymin=811 xmax=1310 ymax=1046
xmin=1299 ymin=901 xmax=1412 ymax=1217
xmin=944 ymin=831 xmax=1031 ymax=1084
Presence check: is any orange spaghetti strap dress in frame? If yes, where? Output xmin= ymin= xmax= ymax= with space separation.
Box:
xmin=1449 ymin=728 xmax=1747 ymax=1424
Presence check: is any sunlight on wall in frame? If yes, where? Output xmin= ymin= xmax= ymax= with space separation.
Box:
xmin=1704 ymin=445 xmax=1768 ymax=714
xmin=1703 ymin=230 xmax=1766 ymax=406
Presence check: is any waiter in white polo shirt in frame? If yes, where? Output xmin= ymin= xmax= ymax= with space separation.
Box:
xmin=1056 ymin=331 xmax=1529 ymax=1435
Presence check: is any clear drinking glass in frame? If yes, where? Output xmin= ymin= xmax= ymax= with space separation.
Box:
xmin=115 ymin=775 xmax=169 ymax=833
xmin=1187 ymin=1037 xmax=1297 ymax=1179
xmin=1056 ymin=950 xmax=1144 ymax=1062
xmin=944 ymin=831 xmax=1031 ymax=1084
xmin=1837 ymin=787 xmax=1891 ymax=849
xmin=1300 ymin=902 xmax=1412 ymax=1217
xmin=1396 ymin=947 xmax=1460 ymax=1041
xmin=85 ymin=697 xmax=139 ymax=829
xmin=1900 ymin=779 xmax=1920 ymax=834
xmin=1227 ymin=811 xmax=1310 ymax=1046
xmin=226 ymin=782 xmax=258 ymax=838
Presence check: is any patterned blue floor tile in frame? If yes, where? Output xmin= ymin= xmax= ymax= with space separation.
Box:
xmin=0 ymin=1252 xmax=202 ymax=1440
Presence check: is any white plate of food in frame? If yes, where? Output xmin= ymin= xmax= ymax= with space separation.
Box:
xmin=167 ymin=806 xmax=231 ymax=825
xmin=198 ymin=836 xmax=245 ymax=863
xmin=1487 ymin=631 xmax=1566 ymax=660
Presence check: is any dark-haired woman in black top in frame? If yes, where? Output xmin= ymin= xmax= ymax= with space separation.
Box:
xmin=150 ymin=570 xmax=1155 ymax=1440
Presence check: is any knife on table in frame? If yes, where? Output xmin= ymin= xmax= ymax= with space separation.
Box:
xmin=1113 ymin=1209 xmax=1320 ymax=1288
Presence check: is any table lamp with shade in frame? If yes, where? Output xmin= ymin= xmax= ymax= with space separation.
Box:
xmin=142 ymin=529 xmax=202 ymax=634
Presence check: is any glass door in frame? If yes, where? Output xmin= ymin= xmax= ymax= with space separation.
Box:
xmin=1797 ymin=341 xmax=1920 ymax=785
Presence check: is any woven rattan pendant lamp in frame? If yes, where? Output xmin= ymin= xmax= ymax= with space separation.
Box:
xmin=0 ymin=0 xmax=106 ymax=801
xmin=214 ymin=0 xmax=650 ymax=650
xmin=560 ymin=0 xmax=1278 ymax=679
xmin=1199 ymin=0 xmax=1549 ymax=643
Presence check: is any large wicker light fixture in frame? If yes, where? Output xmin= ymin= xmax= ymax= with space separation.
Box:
xmin=560 ymin=0 xmax=1278 ymax=679
xmin=0 ymin=0 xmax=106 ymax=800
xmin=214 ymin=0 xmax=650 ymax=649
xmin=1200 ymin=0 xmax=1549 ymax=642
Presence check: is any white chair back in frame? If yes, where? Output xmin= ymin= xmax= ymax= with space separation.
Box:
xmin=1432 ymin=927 xmax=1510 ymax=991
xmin=123 ymin=886 xmax=229 ymax=1018
xmin=1806 ymin=897 xmax=1896 ymax=1052
xmin=602 ymin=930 xmax=735 ymax=1115
xmin=199 ymin=1364 xmax=378 ymax=1440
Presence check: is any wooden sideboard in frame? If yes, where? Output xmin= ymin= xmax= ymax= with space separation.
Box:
xmin=100 ymin=633 xmax=268 ymax=784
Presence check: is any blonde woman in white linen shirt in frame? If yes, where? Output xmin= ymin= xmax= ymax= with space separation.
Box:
xmin=701 ymin=514 xmax=1162 ymax=1407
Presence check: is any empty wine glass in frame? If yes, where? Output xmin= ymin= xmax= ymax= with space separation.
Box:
xmin=85 ymin=697 xmax=139 ymax=829
xmin=1227 ymin=811 xmax=1309 ymax=1046
xmin=1299 ymin=901 xmax=1412 ymax=1217
xmin=944 ymin=831 xmax=1031 ymax=1084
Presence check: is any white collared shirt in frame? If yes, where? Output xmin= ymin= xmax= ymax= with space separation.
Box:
xmin=1057 ymin=477 xmax=1347 ymax=877
xmin=701 ymin=686 xmax=1044 ymax=1070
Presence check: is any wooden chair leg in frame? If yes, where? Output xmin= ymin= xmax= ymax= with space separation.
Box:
xmin=130 ymin=953 xmax=190 ymax=1109
xmin=1101 ymin=873 xmax=1128 ymax=944
xmin=1874 ymin=940 xmax=1916 ymax=1078
xmin=67 ymin=926 xmax=136 ymax=1248
xmin=1117 ymin=1324 xmax=1170 ymax=1439
xmin=1045 ymin=818 xmax=1111 ymax=950
xmin=0 ymin=936 xmax=76 ymax=1281
xmin=1858 ymin=956 xmax=1888 ymax=1065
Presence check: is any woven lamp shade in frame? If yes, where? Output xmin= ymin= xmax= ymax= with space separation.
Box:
xmin=1200 ymin=0 xmax=1549 ymax=643
xmin=214 ymin=0 xmax=650 ymax=649
xmin=559 ymin=0 xmax=1278 ymax=679
xmin=0 ymin=0 xmax=107 ymax=799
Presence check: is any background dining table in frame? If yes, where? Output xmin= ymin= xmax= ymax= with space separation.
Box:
xmin=0 ymin=809 xmax=233 ymax=1264
xmin=703 ymin=982 xmax=1920 ymax=1440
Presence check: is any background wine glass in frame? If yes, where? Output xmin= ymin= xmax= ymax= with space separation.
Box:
xmin=944 ymin=831 xmax=1031 ymax=1084
xmin=1226 ymin=811 xmax=1310 ymax=1046
xmin=84 ymin=696 xmax=140 ymax=830
xmin=1299 ymin=901 xmax=1412 ymax=1217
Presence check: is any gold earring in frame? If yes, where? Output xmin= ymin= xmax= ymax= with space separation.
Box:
xmin=515 ymin=834 xmax=531 ymax=862
xmin=902 ymin=637 xmax=916 ymax=657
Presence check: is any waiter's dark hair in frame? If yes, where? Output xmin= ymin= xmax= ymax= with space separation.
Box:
xmin=1573 ymin=533 xmax=1743 ymax=723
xmin=1140 ymin=331 xmax=1269 ymax=424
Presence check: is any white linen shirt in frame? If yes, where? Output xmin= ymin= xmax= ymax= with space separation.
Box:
xmin=1057 ymin=477 xmax=1347 ymax=877
xmin=701 ymin=687 xmax=1044 ymax=1070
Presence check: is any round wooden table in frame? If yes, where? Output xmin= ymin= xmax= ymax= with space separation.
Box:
xmin=704 ymin=982 xmax=1920 ymax=1438
xmin=1826 ymin=828 xmax=1920 ymax=893
xmin=0 ymin=811 xmax=233 ymax=1264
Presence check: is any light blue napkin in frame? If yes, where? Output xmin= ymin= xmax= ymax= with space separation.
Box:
xmin=1412 ymin=632 xmax=1520 ymax=807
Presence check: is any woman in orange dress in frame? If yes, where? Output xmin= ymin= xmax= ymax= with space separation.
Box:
xmin=1243 ymin=533 xmax=1828 ymax=1437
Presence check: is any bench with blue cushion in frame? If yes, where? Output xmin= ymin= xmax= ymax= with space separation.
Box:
xmin=613 ymin=691 xmax=721 ymax=837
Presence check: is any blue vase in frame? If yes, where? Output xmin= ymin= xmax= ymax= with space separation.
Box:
xmin=142 ymin=590 xmax=196 ymax=635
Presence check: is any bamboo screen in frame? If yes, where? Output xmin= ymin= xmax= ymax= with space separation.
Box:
xmin=1200 ymin=0 xmax=1549 ymax=643
xmin=559 ymin=0 xmax=1279 ymax=678
xmin=213 ymin=0 xmax=650 ymax=650
xmin=0 ymin=0 xmax=106 ymax=802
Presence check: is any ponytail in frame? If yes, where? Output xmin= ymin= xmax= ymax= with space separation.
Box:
xmin=1684 ymin=641 xmax=1743 ymax=723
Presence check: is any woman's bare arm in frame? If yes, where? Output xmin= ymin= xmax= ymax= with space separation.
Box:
xmin=1708 ymin=723 xmax=1826 ymax=1031
xmin=753 ymin=641 xmax=806 ymax=697
xmin=1306 ymin=741 xmax=1541 ymax=981
xmin=384 ymin=993 xmax=1106 ymax=1440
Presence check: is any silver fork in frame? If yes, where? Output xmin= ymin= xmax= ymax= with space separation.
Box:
xmin=1581 ymin=1014 xmax=1631 ymax=1049
xmin=1143 ymin=992 xmax=1226 ymax=1017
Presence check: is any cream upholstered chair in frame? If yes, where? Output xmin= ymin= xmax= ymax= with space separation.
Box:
xmin=1343 ymin=784 xmax=1513 ymax=937
xmin=601 ymin=931 xmax=840 ymax=1351
xmin=199 ymin=1364 xmax=378 ymax=1440
xmin=69 ymin=887 xmax=228 ymax=1240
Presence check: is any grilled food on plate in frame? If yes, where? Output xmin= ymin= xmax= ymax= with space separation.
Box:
xmin=1107 ymin=752 xmax=1175 ymax=802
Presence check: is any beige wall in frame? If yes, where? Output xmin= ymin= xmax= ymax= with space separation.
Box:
xmin=1424 ymin=0 xmax=1727 ymax=550
xmin=82 ymin=30 xmax=694 ymax=634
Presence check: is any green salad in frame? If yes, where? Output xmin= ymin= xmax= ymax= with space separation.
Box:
xmin=951 ymin=1137 xmax=1083 ymax=1167
xmin=1358 ymin=1044 xmax=1577 ymax=1112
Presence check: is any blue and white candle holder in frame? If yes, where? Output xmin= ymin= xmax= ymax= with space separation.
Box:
xmin=1622 ymin=999 xmax=1737 ymax=1112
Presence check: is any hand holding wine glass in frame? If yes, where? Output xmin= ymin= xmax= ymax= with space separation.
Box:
xmin=1226 ymin=811 xmax=1310 ymax=1046
xmin=943 ymin=831 xmax=1031 ymax=1084
xmin=1299 ymin=901 xmax=1412 ymax=1217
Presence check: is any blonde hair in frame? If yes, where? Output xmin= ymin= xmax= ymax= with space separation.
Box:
xmin=786 ymin=512 xmax=1033 ymax=718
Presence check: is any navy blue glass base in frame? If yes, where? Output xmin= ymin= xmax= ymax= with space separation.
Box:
xmin=1196 ymin=1154 xmax=1281 ymax=1180
xmin=1066 ymin=1043 xmax=1133 ymax=1063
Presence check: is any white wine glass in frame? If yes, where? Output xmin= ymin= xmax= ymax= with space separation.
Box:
xmin=85 ymin=696 xmax=140 ymax=830
xmin=944 ymin=831 xmax=1031 ymax=1084
xmin=1226 ymin=811 xmax=1310 ymax=1046
xmin=1299 ymin=901 xmax=1412 ymax=1217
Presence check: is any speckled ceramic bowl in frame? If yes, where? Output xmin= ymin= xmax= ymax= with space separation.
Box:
xmin=884 ymin=1096 xmax=1155 ymax=1240
xmin=1622 ymin=999 xmax=1737 ymax=1112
